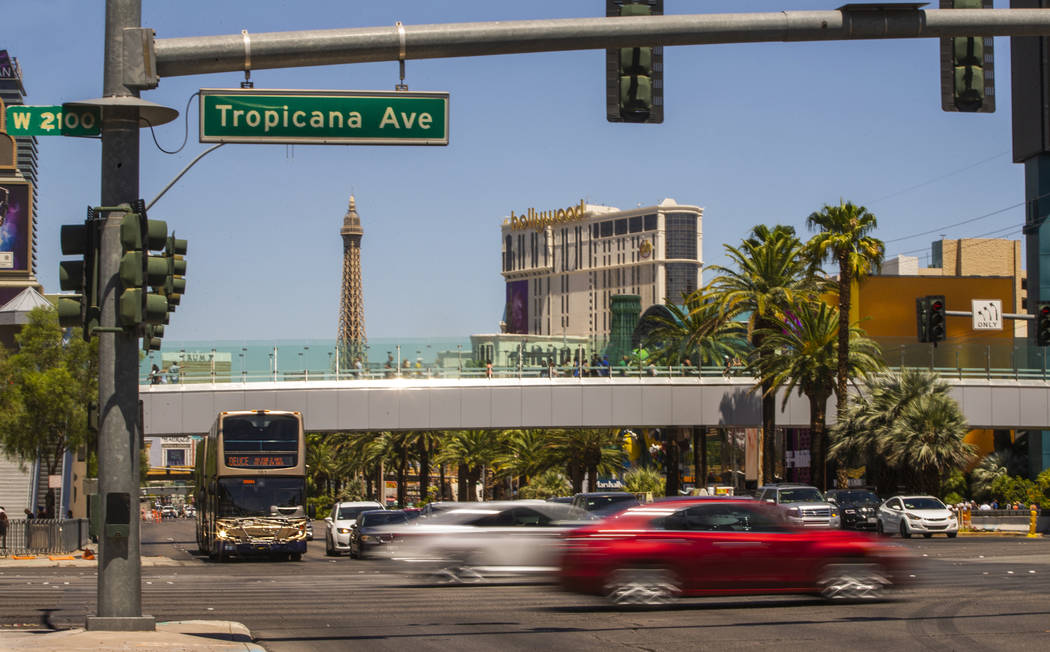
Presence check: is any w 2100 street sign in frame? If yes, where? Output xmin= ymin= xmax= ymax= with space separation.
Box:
xmin=199 ymin=89 xmax=448 ymax=145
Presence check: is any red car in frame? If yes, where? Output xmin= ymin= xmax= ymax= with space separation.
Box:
xmin=559 ymin=498 xmax=911 ymax=606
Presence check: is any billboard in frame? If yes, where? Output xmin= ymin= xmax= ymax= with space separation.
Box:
xmin=0 ymin=179 xmax=31 ymax=274
xmin=506 ymin=279 xmax=529 ymax=334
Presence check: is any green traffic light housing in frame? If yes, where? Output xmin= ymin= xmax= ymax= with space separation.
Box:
xmin=56 ymin=211 xmax=101 ymax=336
xmin=939 ymin=0 xmax=995 ymax=113
xmin=927 ymin=295 xmax=947 ymax=344
xmin=117 ymin=202 xmax=174 ymax=329
xmin=1037 ymin=303 xmax=1050 ymax=347
xmin=606 ymin=1 xmax=663 ymax=124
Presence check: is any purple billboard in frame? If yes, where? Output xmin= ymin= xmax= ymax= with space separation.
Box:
xmin=506 ymin=279 xmax=529 ymax=334
xmin=0 ymin=180 xmax=32 ymax=274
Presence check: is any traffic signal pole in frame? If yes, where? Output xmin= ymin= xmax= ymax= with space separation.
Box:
xmin=85 ymin=0 xmax=155 ymax=632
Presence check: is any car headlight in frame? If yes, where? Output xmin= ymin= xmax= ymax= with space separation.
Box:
xmin=786 ymin=508 xmax=800 ymax=517
xmin=906 ymin=512 xmax=921 ymax=520
xmin=844 ymin=509 xmax=856 ymax=514
xmin=360 ymin=535 xmax=372 ymax=542
xmin=337 ymin=527 xmax=351 ymax=534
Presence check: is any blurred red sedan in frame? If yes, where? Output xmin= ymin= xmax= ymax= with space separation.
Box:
xmin=559 ymin=498 xmax=911 ymax=606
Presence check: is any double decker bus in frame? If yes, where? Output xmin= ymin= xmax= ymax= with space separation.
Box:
xmin=195 ymin=410 xmax=312 ymax=561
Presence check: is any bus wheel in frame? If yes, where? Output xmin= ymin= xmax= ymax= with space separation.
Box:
xmin=290 ymin=553 xmax=302 ymax=561
xmin=216 ymin=541 xmax=228 ymax=563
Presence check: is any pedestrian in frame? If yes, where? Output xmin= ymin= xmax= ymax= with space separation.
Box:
xmin=148 ymin=364 xmax=161 ymax=385
xmin=168 ymin=361 xmax=180 ymax=384
xmin=0 ymin=506 xmax=8 ymax=553
xmin=353 ymin=357 xmax=363 ymax=378
xmin=486 ymin=361 xmax=493 ymax=379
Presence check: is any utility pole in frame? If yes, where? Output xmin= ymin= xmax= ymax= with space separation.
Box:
xmin=83 ymin=0 xmax=165 ymax=632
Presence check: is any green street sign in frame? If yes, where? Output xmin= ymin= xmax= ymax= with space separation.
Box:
xmin=4 ymin=105 xmax=101 ymax=136
xmin=198 ymin=89 xmax=449 ymax=145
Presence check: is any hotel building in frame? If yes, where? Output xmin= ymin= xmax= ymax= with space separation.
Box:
xmin=500 ymin=198 xmax=703 ymax=339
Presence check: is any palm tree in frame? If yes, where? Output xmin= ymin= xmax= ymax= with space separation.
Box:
xmin=753 ymin=300 xmax=883 ymax=490
xmin=640 ymin=295 xmax=747 ymax=367
xmin=548 ymin=428 xmax=625 ymax=493
xmin=704 ymin=224 xmax=818 ymax=483
xmin=829 ymin=369 xmax=973 ymax=495
xmin=806 ymin=200 xmax=885 ymax=421
xmin=492 ymin=429 xmax=556 ymax=493
xmin=436 ymin=430 xmax=505 ymax=501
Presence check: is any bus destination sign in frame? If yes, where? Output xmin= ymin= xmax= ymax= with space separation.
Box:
xmin=199 ymin=88 xmax=449 ymax=145
xmin=226 ymin=454 xmax=296 ymax=468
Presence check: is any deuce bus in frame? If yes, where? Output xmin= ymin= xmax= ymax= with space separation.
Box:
xmin=195 ymin=410 xmax=313 ymax=561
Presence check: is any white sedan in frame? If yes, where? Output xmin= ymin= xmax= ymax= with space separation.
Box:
xmin=877 ymin=495 xmax=958 ymax=538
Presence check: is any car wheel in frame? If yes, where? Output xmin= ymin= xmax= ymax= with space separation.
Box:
xmin=923 ymin=533 xmax=932 ymax=539
xmin=899 ymin=521 xmax=911 ymax=539
xmin=349 ymin=542 xmax=359 ymax=559
xmin=947 ymin=531 xmax=958 ymax=538
xmin=604 ymin=567 xmax=680 ymax=607
xmin=325 ymin=535 xmax=338 ymax=557
xmin=290 ymin=553 xmax=302 ymax=562
xmin=818 ymin=562 xmax=889 ymax=602
xmin=216 ymin=540 xmax=228 ymax=563
xmin=876 ymin=519 xmax=884 ymax=536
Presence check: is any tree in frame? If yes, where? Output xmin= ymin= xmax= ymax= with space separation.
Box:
xmin=639 ymin=295 xmax=747 ymax=367
xmin=548 ymin=428 xmax=624 ymax=494
xmin=752 ymin=300 xmax=883 ymax=490
xmin=0 ymin=307 xmax=97 ymax=517
xmin=806 ymin=200 xmax=885 ymax=422
xmin=492 ymin=429 xmax=556 ymax=493
xmin=704 ymin=225 xmax=818 ymax=483
xmin=436 ymin=430 xmax=504 ymax=501
xmin=518 ymin=469 xmax=571 ymax=499
xmin=829 ymin=370 xmax=974 ymax=495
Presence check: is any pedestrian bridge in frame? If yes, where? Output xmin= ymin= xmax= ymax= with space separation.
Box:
xmin=139 ymin=374 xmax=1050 ymax=435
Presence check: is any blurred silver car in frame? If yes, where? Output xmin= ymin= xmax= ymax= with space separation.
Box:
xmin=379 ymin=500 xmax=594 ymax=582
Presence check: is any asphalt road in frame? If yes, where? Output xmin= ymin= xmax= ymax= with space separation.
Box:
xmin=1 ymin=518 xmax=1048 ymax=651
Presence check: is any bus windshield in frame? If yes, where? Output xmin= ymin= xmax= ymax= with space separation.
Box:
xmin=223 ymin=414 xmax=300 ymax=452
xmin=217 ymin=477 xmax=305 ymax=517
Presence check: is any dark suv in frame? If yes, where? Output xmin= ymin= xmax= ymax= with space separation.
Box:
xmin=754 ymin=484 xmax=839 ymax=529
xmin=825 ymin=489 xmax=881 ymax=530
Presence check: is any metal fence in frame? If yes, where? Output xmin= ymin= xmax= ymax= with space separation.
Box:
xmin=0 ymin=519 xmax=90 ymax=557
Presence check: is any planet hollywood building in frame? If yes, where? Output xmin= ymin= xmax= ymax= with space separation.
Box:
xmin=501 ymin=198 xmax=702 ymax=339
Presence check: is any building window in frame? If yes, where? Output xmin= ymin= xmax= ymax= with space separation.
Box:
xmin=629 ymin=216 xmax=642 ymax=233
xmin=644 ymin=213 xmax=657 ymax=231
xmin=600 ymin=221 xmax=613 ymax=238
xmin=665 ymin=212 xmax=697 ymax=260
xmin=165 ymin=448 xmax=186 ymax=468
xmin=665 ymin=262 xmax=698 ymax=304
xmin=615 ymin=219 xmax=627 ymax=236
xmin=504 ymin=235 xmax=513 ymax=271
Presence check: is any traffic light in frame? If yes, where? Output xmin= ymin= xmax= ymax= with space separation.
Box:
xmin=117 ymin=201 xmax=169 ymax=330
xmin=927 ymin=295 xmax=947 ymax=344
xmin=940 ymin=0 xmax=995 ymax=113
xmin=916 ymin=296 xmax=930 ymax=343
xmin=1037 ymin=303 xmax=1050 ymax=347
xmin=56 ymin=208 xmax=101 ymax=338
xmin=161 ymin=233 xmax=187 ymax=313
xmin=606 ymin=1 xmax=663 ymax=124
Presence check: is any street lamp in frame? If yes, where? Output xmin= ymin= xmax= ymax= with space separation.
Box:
xmin=240 ymin=347 xmax=247 ymax=382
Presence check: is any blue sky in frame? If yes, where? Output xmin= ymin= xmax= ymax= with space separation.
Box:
xmin=4 ymin=1 xmax=1024 ymax=343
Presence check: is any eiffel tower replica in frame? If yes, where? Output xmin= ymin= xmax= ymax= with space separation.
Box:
xmin=337 ymin=195 xmax=366 ymax=371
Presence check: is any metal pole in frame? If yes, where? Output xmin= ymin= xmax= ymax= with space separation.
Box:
xmin=87 ymin=0 xmax=154 ymax=633
xmin=150 ymin=10 xmax=1050 ymax=80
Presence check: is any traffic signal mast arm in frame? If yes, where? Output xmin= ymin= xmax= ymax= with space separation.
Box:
xmin=139 ymin=8 xmax=1050 ymax=86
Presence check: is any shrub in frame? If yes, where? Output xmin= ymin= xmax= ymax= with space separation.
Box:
xmin=942 ymin=491 xmax=965 ymax=507
xmin=623 ymin=467 xmax=665 ymax=497
xmin=519 ymin=469 xmax=571 ymax=499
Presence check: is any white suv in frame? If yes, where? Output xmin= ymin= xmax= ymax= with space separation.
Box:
xmin=324 ymin=501 xmax=384 ymax=556
xmin=755 ymin=484 xmax=840 ymax=528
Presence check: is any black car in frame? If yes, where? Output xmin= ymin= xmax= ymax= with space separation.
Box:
xmin=825 ymin=489 xmax=881 ymax=530
xmin=571 ymin=492 xmax=640 ymax=517
xmin=349 ymin=509 xmax=410 ymax=558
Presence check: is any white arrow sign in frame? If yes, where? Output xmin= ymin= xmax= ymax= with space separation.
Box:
xmin=972 ymin=299 xmax=1003 ymax=331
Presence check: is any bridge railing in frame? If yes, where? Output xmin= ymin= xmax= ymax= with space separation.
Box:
xmin=138 ymin=338 xmax=1050 ymax=385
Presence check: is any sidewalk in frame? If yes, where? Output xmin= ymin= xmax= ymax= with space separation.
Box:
xmin=0 ymin=552 xmax=186 ymax=568
xmin=0 ymin=620 xmax=266 ymax=651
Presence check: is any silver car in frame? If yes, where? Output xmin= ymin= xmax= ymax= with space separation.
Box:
xmin=379 ymin=500 xmax=594 ymax=582
xmin=755 ymin=484 xmax=840 ymax=528
xmin=324 ymin=501 xmax=384 ymax=556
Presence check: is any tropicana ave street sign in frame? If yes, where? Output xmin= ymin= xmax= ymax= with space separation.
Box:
xmin=198 ymin=88 xmax=449 ymax=145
